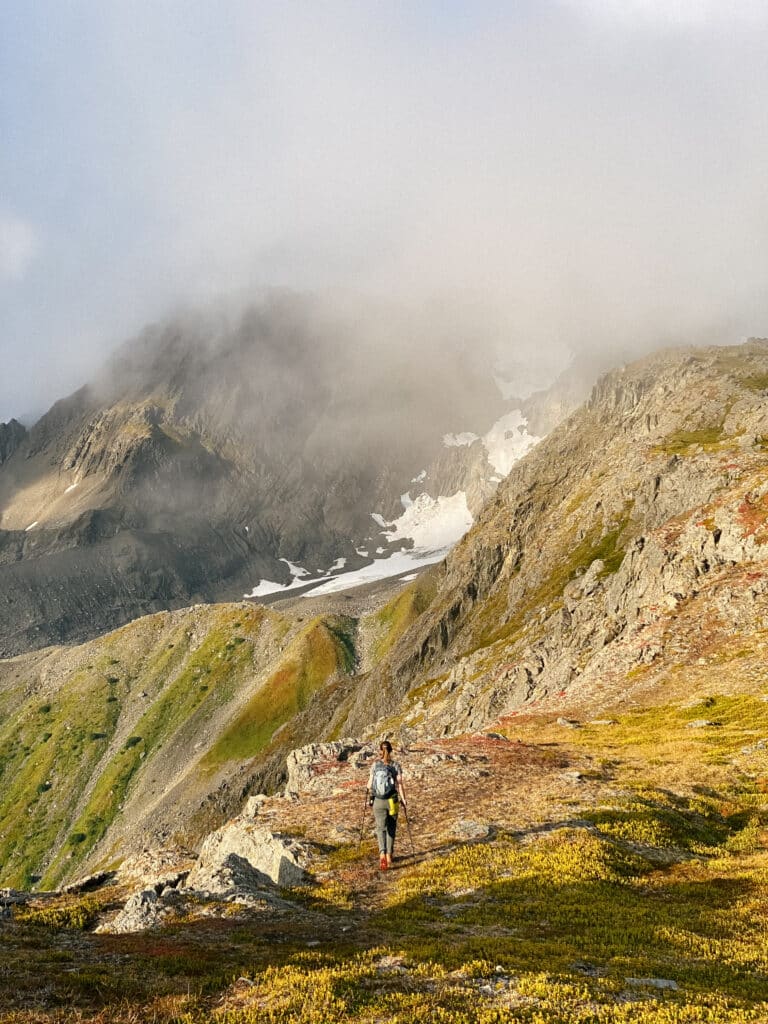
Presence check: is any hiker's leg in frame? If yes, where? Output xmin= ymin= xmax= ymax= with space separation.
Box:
xmin=385 ymin=814 xmax=396 ymax=856
xmin=373 ymin=800 xmax=388 ymax=854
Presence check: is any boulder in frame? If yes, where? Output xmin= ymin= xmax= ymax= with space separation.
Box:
xmin=101 ymin=890 xmax=169 ymax=934
xmin=187 ymin=822 xmax=311 ymax=892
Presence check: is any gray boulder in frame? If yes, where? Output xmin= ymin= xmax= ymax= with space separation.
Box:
xmin=187 ymin=822 xmax=311 ymax=891
xmin=101 ymin=889 xmax=169 ymax=934
xmin=284 ymin=740 xmax=364 ymax=796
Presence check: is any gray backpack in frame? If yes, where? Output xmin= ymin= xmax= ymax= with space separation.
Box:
xmin=371 ymin=760 xmax=397 ymax=799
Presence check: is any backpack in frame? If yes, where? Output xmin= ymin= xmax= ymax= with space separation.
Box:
xmin=371 ymin=760 xmax=397 ymax=799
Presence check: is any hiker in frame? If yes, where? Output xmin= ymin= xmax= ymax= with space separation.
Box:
xmin=367 ymin=739 xmax=407 ymax=870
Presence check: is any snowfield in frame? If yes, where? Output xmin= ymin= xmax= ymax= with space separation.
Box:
xmin=245 ymin=406 xmax=540 ymax=602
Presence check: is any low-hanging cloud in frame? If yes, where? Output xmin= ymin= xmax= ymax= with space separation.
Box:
xmin=2 ymin=1 xmax=768 ymax=421
xmin=0 ymin=210 xmax=38 ymax=283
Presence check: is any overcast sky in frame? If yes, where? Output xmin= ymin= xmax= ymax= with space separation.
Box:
xmin=2 ymin=1 xmax=768 ymax=422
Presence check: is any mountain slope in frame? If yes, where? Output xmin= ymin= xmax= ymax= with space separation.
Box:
xmin=0 ymin=294 xmax=563 ymax=656
xmin=0 ymin=570 xmax=439 ymax=889
xmin=338 ymin=339 xmax=768 ymax=738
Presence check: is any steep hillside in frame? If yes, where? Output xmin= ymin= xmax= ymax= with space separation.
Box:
xmin=0 ymin=571 xmax=438 ymax=890
xmin=0 ymin=294 xmax=569 ymax=657
xmin=339 ymin=339 xmax=768 ymax=738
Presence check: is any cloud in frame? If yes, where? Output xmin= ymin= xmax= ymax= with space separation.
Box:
xmin=2 ymin=2 xmax=768 ymax=421
xmin=562 ymin=0 xmax=768 ymax=29
xmin=0 ymin=211 xmax=38 ymax=282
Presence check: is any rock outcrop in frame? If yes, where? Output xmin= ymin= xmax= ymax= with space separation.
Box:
xmin=0 ymin=419 xmax=25 ymax=465
xmin=186 ymin=821 xmax=311 ymax=891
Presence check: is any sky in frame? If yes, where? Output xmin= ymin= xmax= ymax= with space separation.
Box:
xmin=2 ymin=0 xmax=768 ymax=421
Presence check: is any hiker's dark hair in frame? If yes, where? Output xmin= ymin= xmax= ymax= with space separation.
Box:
xmin=380 ymin=739 xmax=393 ymax=762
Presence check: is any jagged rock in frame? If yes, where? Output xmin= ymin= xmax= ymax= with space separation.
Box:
xmin=185 ymin=854 xmax=296 ymax=909
xmin=187 ymin=821 xmax=311 ymax=891
xmin=556 ymin=718 xmax=581 ymax=729
xmin=686 ymin=720 xmax=720 ymax=729
xmin=101 ymin=890 xmax=169 ymax=934
xmin=0 ymin=419 xmax=26 ymax=465
xmin=284 ymin=740 xmax=364 ymax=796
xmin=242 ymin=794 xmax=268 ymax=818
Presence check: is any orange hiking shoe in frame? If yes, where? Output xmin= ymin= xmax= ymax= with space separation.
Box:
xmin=379 ymin=853 xmax=387 ymax=871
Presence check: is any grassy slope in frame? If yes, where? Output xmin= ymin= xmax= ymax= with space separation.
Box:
xmin=201 ymin=614 xmax=357 ymax=768
xmin=0 ymin=602 xmax=354 ymax=889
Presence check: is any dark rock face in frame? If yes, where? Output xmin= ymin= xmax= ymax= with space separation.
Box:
xmin=0 ymin=420 xmax=26 ymax=465
xmin=0 ymin=295 xmax=557 ymax=657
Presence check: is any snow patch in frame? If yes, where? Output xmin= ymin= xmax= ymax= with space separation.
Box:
xmin=401 ymin=492 xmax=413 ymax=509
xmin=383 ymin=491 xmax=473 ymax=553
xmin=298 ymin=492 xmax=472 ymax=599
xmin=244 ymin=559 xmax=311 ymax=598
xmin=443 ymin=431 xmax=479 ymax=447
xmin=64 ymin=482 xmax=79 ymax=494
xmin=24 ymin=521 xmax=38 ymax=532
xmin=411 ymin=469 xmax=427 ymax=483
xmin=284 ymin=560 xmax=310 ymax=579
xmin=329 ymin=557 xmax=347 ymax=572
xmin=307 ymin=550 xmax=440 ymax=596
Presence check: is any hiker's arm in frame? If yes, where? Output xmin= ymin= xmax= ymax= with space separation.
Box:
xmin=397 ymin=771 xmax=407 ymax=807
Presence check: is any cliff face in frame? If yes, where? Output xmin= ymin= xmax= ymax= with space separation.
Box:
xmin=340 ymin=340 xmax=768 ymax=738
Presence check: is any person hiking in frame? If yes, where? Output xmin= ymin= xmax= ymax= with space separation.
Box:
xmin=367 ymin=739 xmax=407 ymax=870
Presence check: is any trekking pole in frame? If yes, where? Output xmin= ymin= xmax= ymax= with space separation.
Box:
xmin=402 ymin=803 xmax=416 ymax=860
xmin=357 ymin=793 xmax=370 ymax=848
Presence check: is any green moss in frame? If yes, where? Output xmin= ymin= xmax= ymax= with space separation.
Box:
xmin=14 ymin=894 xmax=106 ymax=931
xmin=654 ymin=423 xmax=727 ymax=455
xmin=740 ymin=372 xmax=768 ymax=392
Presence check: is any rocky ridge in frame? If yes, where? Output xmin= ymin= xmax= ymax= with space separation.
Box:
xmin=340 ymin=340 xmax=768 ymax=739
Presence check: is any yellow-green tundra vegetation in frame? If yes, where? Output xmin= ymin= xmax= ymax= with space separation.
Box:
xmin=3 ymin=684 xmax=768 ymax=1023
